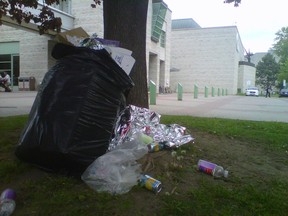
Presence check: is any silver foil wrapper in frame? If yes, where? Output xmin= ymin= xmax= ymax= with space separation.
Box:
xmin=108 ymin=105 xmax=194 ymax=151
xmin=79 ymin=34 xmax=104 ymax=50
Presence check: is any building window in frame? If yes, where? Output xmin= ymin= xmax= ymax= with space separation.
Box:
xmin=236 ymin=33 xmax=240 ymax=53
xmin=160 ymin=31 xmax=166 ymax=48
xmin=151 ymin=2 xmax=168 ymax=42
xmin=0 ymin=55 xmax=11 ymax=71
xmin=52 ymin=0 xmax=71 ymax=14
xmin=38 ymin=0 xmax=71 ymax=14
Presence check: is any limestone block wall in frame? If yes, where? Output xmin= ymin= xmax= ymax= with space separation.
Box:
xmin=19 ymin=34 xmax=51 ymax=84
xmin=0 ymin=25 xmax=53 ymax=87
xmin=149 ymin=55 xmax=160 ymax=87
xmin=170 ymin=26 xmax=245 ymax=94
xmin=238 ymin=63 xmax=256 ymax=93
xmin=71 ymin=0 xmax=103 ymax=37
xmin=163 ymin=9 xmax=171 ymax=85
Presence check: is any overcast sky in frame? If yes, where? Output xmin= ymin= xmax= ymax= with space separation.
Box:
xmin=164 ymin=0 xmax=288 ymax=53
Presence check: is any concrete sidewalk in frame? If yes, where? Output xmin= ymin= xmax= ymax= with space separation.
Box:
xmin=1 ymin=91 xmax=288 ymax=123
xmin=0 ymin=90 xmax=37 ymax=117
xmin=150 ymin=93 xmax=288 ymax=123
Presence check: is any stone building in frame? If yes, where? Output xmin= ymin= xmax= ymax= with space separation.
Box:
xmin=0 ymin=0 xmax=171 ymax=92
xmin=0 ymin=1 xmax=255 ymax=95
xmin=0 ymin=0 xmax=103 ymax=89
xmin=170 ymin=18 xmax=256 ymax=94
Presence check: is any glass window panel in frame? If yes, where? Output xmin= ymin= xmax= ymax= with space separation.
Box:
xmin=0 ymin=62 xmax=11 ymax=70
xmin=0 ymin=55 xmax=11 ymax=62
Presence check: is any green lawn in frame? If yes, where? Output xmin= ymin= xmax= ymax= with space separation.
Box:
xmin=1 ymin=115 xmax=288 ymax=216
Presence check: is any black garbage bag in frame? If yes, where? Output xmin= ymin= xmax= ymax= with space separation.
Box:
xmin=15 ymin=43 xmax=134 ymax=177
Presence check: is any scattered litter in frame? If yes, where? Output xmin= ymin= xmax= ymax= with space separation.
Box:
xmin=82 ymin=105 xmax=194 ymax=195
xmin=81 ymin=132 xmax=148 ymax=195
xmin=16 ymin=27 xmax=198 ymax=194
xmin=0 ymin=188 xmax=16 ymax=216
xmin=139 ymin=174 xmax=162 ymax=194
xmin=197 ymin=159 xmax=229 ymax=178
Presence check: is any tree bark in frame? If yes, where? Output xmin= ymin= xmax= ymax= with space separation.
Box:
xmin=103 ymin=0 xmax=149 ymax=108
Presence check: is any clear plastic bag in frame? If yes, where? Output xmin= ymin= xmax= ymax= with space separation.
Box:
xmin=81 ymin=106 xmax=195 ymax=195
xmin=81 ymin=133 xmax=148 ymax=195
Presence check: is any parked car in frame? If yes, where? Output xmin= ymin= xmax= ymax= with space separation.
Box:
xmin=245 ymin=87 xmax=259 ymax=96
xmin=279 ymin=89 xmax=288 ymax=97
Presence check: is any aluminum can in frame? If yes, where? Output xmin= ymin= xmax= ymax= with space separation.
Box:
xmin=140 ymin=174 xmax=162 ymax=193
xmin=147 ymin=142 xmax=165 ymax=152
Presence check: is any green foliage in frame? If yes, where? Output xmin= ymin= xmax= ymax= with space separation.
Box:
xmin=256 ymin=53 xmax=280 ymax=89
xmin=273 ymin=27 xmax=288 ymax=64
xmin=278 ymin=58 xmax=288 ymax=89
xmin=272 ymin=26 xmax=288 ymax=89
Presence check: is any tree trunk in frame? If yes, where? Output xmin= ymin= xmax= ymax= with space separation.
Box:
xmin=103 ymin=0 xmax=149 ymax=108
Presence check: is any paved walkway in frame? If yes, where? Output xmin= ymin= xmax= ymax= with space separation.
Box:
xmin=0 ymin=90 xmax=37 ymax=117
xmin=1 ymin=91 xmax=288 ymax=123
xmin=150 ymin=93 xmax=288 ymax=123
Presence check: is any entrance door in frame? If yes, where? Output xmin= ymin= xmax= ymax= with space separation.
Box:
xmin=0 ymin=42 xmax=20 ymax=88
xmin=12 ymin=54 xmax=20 ymax=86
xmin=0 ymin=54 xmax=19 ymax=87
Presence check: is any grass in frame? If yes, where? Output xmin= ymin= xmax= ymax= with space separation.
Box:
xmin=1 ymin=115 xmax=288 ymax=215
xmin=162 ymin=115 xmax=288 ymax=151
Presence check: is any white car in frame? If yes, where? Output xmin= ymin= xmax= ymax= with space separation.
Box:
xmin=246 ymin=87 xmax=259 ymax=96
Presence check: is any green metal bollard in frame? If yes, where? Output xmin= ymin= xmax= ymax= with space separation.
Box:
xmin=222 ymin=88 xmax=224 ymax=96
xmin=149 ymin=80 xmax=156 ymax=105
xmin=194 ymin=84 xmax=198 ymax=99
xmin=226 ymin=89 xmax=228 ymax=95
xmin=177 ymin=83 xmax=183 ymax=101
xmin=212 ymin=87 xmax=215 ymax=97
xmin=218 ymin=88 xmax=220 ymax=96
xmin=205 ymin=86 xmax=209 ymax=98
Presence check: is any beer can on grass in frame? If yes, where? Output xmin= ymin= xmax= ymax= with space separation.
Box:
xmin=140 ymin=174 xmax=162 ymax=193
xmin=147 ymin=142 xmax=164 ymax=152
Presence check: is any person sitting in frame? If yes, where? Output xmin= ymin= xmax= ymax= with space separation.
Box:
xmin=0 ymin=72 xmax=12 ymax=92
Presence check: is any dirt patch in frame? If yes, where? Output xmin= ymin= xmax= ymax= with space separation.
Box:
xmin=137 ymin=130 xmax=288 ymax=193
xmin=107 ymin=129 xmax=287 ymax=215
xmin=195 ymin=131 xmax=288 ymax=181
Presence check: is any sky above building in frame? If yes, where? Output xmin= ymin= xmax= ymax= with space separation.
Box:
xmin=164 ymin=0 xmax=288 ymax=54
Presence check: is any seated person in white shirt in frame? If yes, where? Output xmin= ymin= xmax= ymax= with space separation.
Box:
xmin=0 ymin=71 xmax=12 ymax=92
